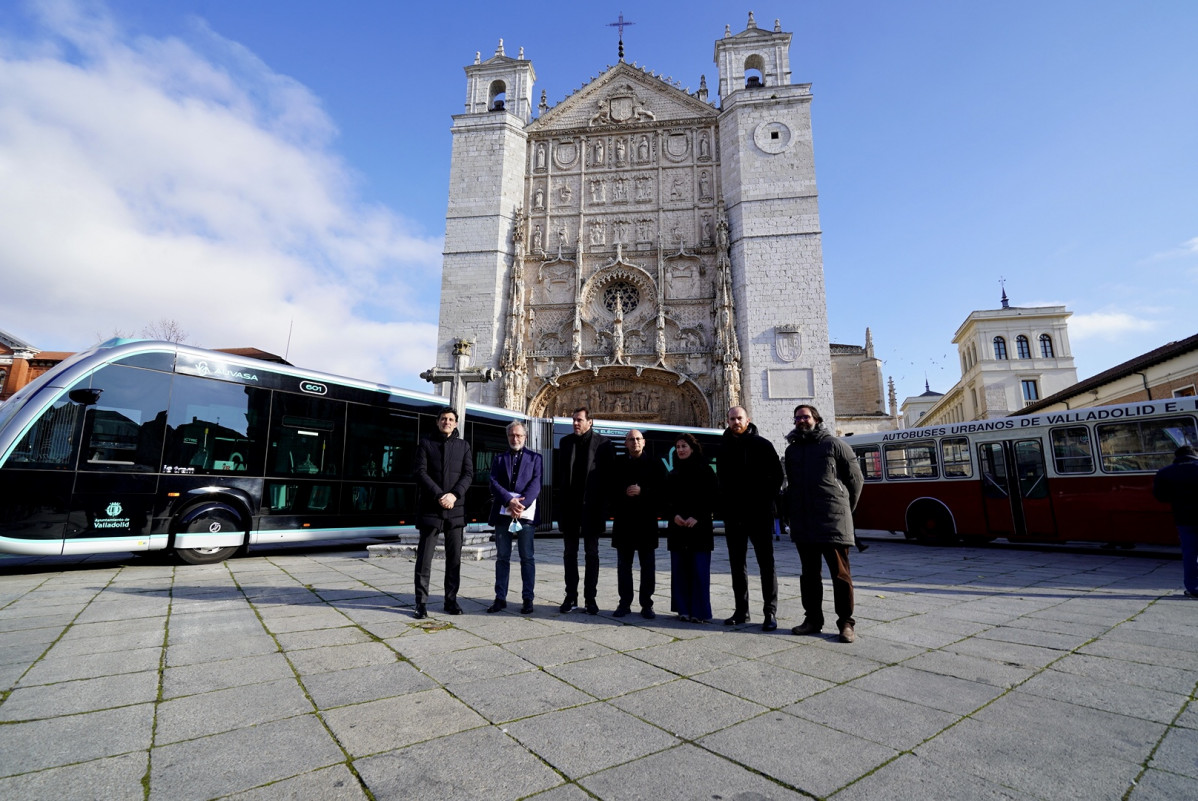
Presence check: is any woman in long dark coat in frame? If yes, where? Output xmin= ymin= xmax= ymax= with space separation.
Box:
xmin=665 ymin=433 xmax=717 ymax=622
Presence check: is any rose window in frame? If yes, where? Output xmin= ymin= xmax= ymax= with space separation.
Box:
xmin=603 ymin=282 xmax=639 ymax=315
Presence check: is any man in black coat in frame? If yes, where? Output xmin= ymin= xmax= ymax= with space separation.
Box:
xmin=716 ymin=405 xmax=784 ymax=631
xmin=555 ymin=406 xmax=615 ymax=614
xmin=412 ymin=407 xmax=474 ymax=618
xmin=1153 ymin=445 xmax=1198 ymax=598
xmin=610 ymin=429 xmax=667 ymax=619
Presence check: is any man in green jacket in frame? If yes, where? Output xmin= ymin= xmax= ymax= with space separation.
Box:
xmin=783 ymin=404 xmax=864 ymax=643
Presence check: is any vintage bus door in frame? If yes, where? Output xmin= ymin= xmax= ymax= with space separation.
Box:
xmin=977 ymin=439 xmax=1057 ymax=538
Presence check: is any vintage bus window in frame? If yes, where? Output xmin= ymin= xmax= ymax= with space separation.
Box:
xmin=5 ymin=397 xmax=84 ymax=468
xmin=1050 ymin=427 xmax=1094 ymax=474
xmin=883 ymin=441 xmax=938 ymax=479
xmin=78 ymin=365 xmax=172 ymax=472
xmin=852 ymin=445 xmax=882 ymax=481
xmin=941 ymin=437 xmax=973 ymax=477
xmin=345 ymin=405 xmax=419 ymax=481
xmin=268 ymin=393 xmax=346 ymax=477
xmin=163 ymin=375 xmax=269 ymax=475
xmin=1097 ymin=417 xmax=1198 ymax=472
xmin=1013 ymin=440 xmax=1048 ymax=499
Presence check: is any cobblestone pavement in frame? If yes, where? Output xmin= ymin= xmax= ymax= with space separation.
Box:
xmin=1 ymin=538 xmax=1195 ymax=800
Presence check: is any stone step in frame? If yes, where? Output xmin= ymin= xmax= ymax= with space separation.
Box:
xmin=367 ymin=528 xmax=498 ymax=560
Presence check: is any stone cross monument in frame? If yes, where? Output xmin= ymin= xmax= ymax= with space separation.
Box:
xmin=420 ymin=339 xmax=498 ymax=423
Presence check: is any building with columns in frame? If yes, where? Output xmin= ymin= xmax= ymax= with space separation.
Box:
xmin=434 ymin=13 xmax=834 ymax=444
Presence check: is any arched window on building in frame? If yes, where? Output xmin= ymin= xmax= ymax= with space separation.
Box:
xmin=744 ymin=54 xmax=765 ymax=88
xmin=1040 ymin=334 xmax=1055 ymax=358
xmin=488 ymin=79 xmax=507 ymax=111
xmin=993 ymin=336 xmax=1008 ymax=360
xmin=1016 ymin=335 xmax=1031 ymax=359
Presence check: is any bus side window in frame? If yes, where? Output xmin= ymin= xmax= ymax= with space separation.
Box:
xmin=853 ymin=446 xmax=882 ymax=481
xmin=164 ymin=375 xmax=269 ymax=475
xmin=77 ymin=365 xmax=172 ymax=472
xmin=267 ymin=394 xmax=346 ymax=478
xmin=884 ymin=441 xmax=938 ymax=480
xmin=1050 ymin=426 xmax=1094 ymax=474
xmin=941 ymin=437 xmax=972 ymax=478
xmin=1097 ymin=417 xmax=1198 ymax=473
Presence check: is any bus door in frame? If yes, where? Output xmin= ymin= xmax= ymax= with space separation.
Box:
xmin=977 ymin=439 xmax=1056 ymax=538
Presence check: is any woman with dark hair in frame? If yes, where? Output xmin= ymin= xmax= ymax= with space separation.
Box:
xmin=665 ymin=433 xmax=717 ymax=622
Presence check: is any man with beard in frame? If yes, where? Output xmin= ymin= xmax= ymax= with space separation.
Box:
xmin=610 ymin=429 xmax=667 ymax=618
xmin=784 ymin=404 xmax=864 ymax=643
xmin=555 ymin=406 xmax=615 ymax=614
xmin=413 ymin=407 xmax=474 ymax=619
xmin=716 ymin=406 xmax=784 ymax=631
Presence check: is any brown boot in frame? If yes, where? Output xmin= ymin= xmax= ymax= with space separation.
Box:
xmin=838 ymin=623 xmax=856 ymax=643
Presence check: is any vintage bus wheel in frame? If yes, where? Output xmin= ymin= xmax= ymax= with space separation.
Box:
xmin=907 ymin=503 xmax=958 ymax=546
xmin=173 ymin=507 xmax=245 ymax=565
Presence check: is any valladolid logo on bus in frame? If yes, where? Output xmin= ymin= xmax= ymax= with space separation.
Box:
xmin=95 ymin=501 xmax=131 ymax=530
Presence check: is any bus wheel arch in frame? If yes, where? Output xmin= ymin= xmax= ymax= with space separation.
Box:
xmin=171 ymin=500 xmax=249 ymax=565
xmin=905 ymin=499 xmax=958 ymax=546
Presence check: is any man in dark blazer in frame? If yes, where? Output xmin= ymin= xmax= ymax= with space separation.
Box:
xmin=413 ymin=407 xmax=474 ymax=618
xmin=487 ymin=420 xmax=542 ymax=614
xmin=555 ymin=406 xmax=615 ymax=614
xmin=610 ymin=429 xmax=667 ymax=619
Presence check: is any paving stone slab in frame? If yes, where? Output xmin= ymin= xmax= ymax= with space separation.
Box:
xmin=222 ymin=763 xmax=369 ymax=801
xmin=354 ymin=725 xmax=561 ymax=801
xmin=166 ymin=633 xmax=279 ymax=667
xmin=302 ymin=660 xmax=436 ymax=709
xmin=0 ymin=703 xmax=154 ymax=776
xmin=504 ymin=701 xmax=679 ymax=778
xmin=502 ymin=632 xmax=616 ymax=666
xmin=689 ymin=659 xmax=834 ymax=708
xmin=259 ymin=608 xmax=354 ymax=635
xmin=0 ymin=669 xmax=159 ymax=721
xmin=149 ymin=714 xmax=343 ymax=801
xmin=321 ymin=688 xmax=488 ymax=757
xmin=609 ymin=677 xmax=768 ymax=739
xmin=409 ymin=642 xmax=535 ymax=684
xmin=832 ymin=753 xmax=1039 ymax=800
xmin=1079 ymin=638 xmax=1198 ymax=670
xmin=543 ymin=652 xmax=677 ymax=700
xmin=846 ymin=664 xmax=1006 ymax=714
xmin=942 ymin=633 xmax=1065 ymax=669
xmin=384 ymin=626 xmax=489 ymax=659
xmin=155 ymin=677 xmax=312 ymax=744
xmin=573 ymin=623 xmax=675 ymax=652
xmin=1148 ymin=724 xmax=1198 ymax=779
xmin=1127 ymin=767 xmax=1198 ymax=801
xmin=785 ymin=684 xmax=959 ymax=751
xmin=1019 ymin=666 xmax=1188 ymax=724
xmin=900 ymin=649 xmax=1036 ymax=688
xmin=699 ymin=710 xmax=898 ymax=797
xmin=18 ymin=646 xmax=162 ymax=686
xmin=758 ymin=641 xmax=887 ymax=684
xmin=0 ymin=751 xmax=147 ymax=801
xmin=275 ymin=625 xmax=375 ymax=652
xmin=579 ymin=742 xmax=812 ymax=801
xmin=445 ymin=667 xmax=594 ymax=723
xmin=285 ymin=640 xmax=400 ymax=676
xmin=46 ymin=625 xmax=166 ymax=658
xmin=628 ymin=637 xmax=743 ymax=676
xmin=161 ymin=651 xmax=295 ymax=699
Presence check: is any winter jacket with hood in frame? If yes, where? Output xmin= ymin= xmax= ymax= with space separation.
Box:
xmin=783 ymin=422 xmax=863 ymax=547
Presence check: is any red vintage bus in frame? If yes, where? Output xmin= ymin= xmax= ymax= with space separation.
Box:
xmin=846 ymin=398 xmax=1197 ymax=546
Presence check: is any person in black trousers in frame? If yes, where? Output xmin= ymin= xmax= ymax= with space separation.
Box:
xmin=412 ymin=407 xmax=473 ymax=618
xmin=555 ymin=406 xmax=615 ymax=614
xmin=610 ymin=429 xmax=667 ymax=619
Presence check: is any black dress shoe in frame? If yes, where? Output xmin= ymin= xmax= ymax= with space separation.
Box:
xmin=723 ymin=612 xmax=749 ymax=625
xmin=762 ymin=614 xmax=777 ymax=632
xmin=444 ymin=601 xmax=463 ymax=615
xmin=641 ymin=607 xmax=656 ymax=620
xmin=413 ymin=604 xmax=427 ymax=619
xmin=559 ymin=598 xmax=576 ymax=613
xmin=486 ymin=599 xmax=506 ymax=613
xmin=612 ymin=605 xmax=630 ymax=618
xmin=520 ymin=599 xmax=534 ymax=614
xmin=585 ymin=600 xmax=599 ymax=615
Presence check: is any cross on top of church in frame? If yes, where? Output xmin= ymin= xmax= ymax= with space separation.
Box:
xmin=607 ymin=12 xmax=635 ymax=61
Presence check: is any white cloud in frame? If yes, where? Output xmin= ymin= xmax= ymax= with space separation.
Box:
xmin=1068 ymin=311 xmax=1158 ymax=342
xmin=0 ymin=0 xmax=442 ymax=386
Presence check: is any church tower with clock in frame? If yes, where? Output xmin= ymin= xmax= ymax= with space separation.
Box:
xmin=434 ymin=13 xmax=834 ymax=444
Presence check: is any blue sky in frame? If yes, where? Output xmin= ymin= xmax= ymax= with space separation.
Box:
xmin=2 ymin=0 xmax=1195 ymax=403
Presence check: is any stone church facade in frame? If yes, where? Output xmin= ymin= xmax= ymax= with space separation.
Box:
xmin=436 ymin=14 xmax=834 ymax=443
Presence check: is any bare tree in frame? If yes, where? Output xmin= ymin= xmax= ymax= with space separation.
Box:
xmin=141 ymin=318 xmax=189 ymax=343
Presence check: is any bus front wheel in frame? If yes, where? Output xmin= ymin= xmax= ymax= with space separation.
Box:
xmin=174 ymin=507 xmax=244 ymax=565
xmin=908 ymin=504 xmax=957 ymax=546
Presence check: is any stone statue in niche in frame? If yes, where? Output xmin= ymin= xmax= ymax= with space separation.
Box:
xmin=590 ymin=180 xmax=605 ymax=203
xmin=559 ymin=183 xmax=572 ymax=203
xmin=589 ymin=220 xmax=605 ymax=245
xmin=532 ymin=225 xmax=543 ymax=252
xmin=615 ymin=138 xmax=626 ymax=165
xmin=699 ymin=132 xmax=711 ymax=159
xmin=670 ymin=176 xmax=685 ymax=200
xmin=699 ymin=171 xmax=711 ymax=200
xmin=593 ymin=139 xmax=605 ymax=165
xmin=635 ymin=175 xmax=652 ymax=201
xmin=613 ymin=219 xmax=628 ymax=243
xmin=636 ymin=218 xmax=653 ymax=241
xmin=535 ymin=143 xmax=547 ymax=170
xmin=558 ymin=224 xmax=570 ymax=249
xmin=612 ymin=177 xmax=627 ymax=201
xmin=534 ymin=187 xmax=545 ymax=209
xmin=702 ymin=214 xmax=713 ymax=242
xmin=637 ymin=135 xmax=650 ymax=161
